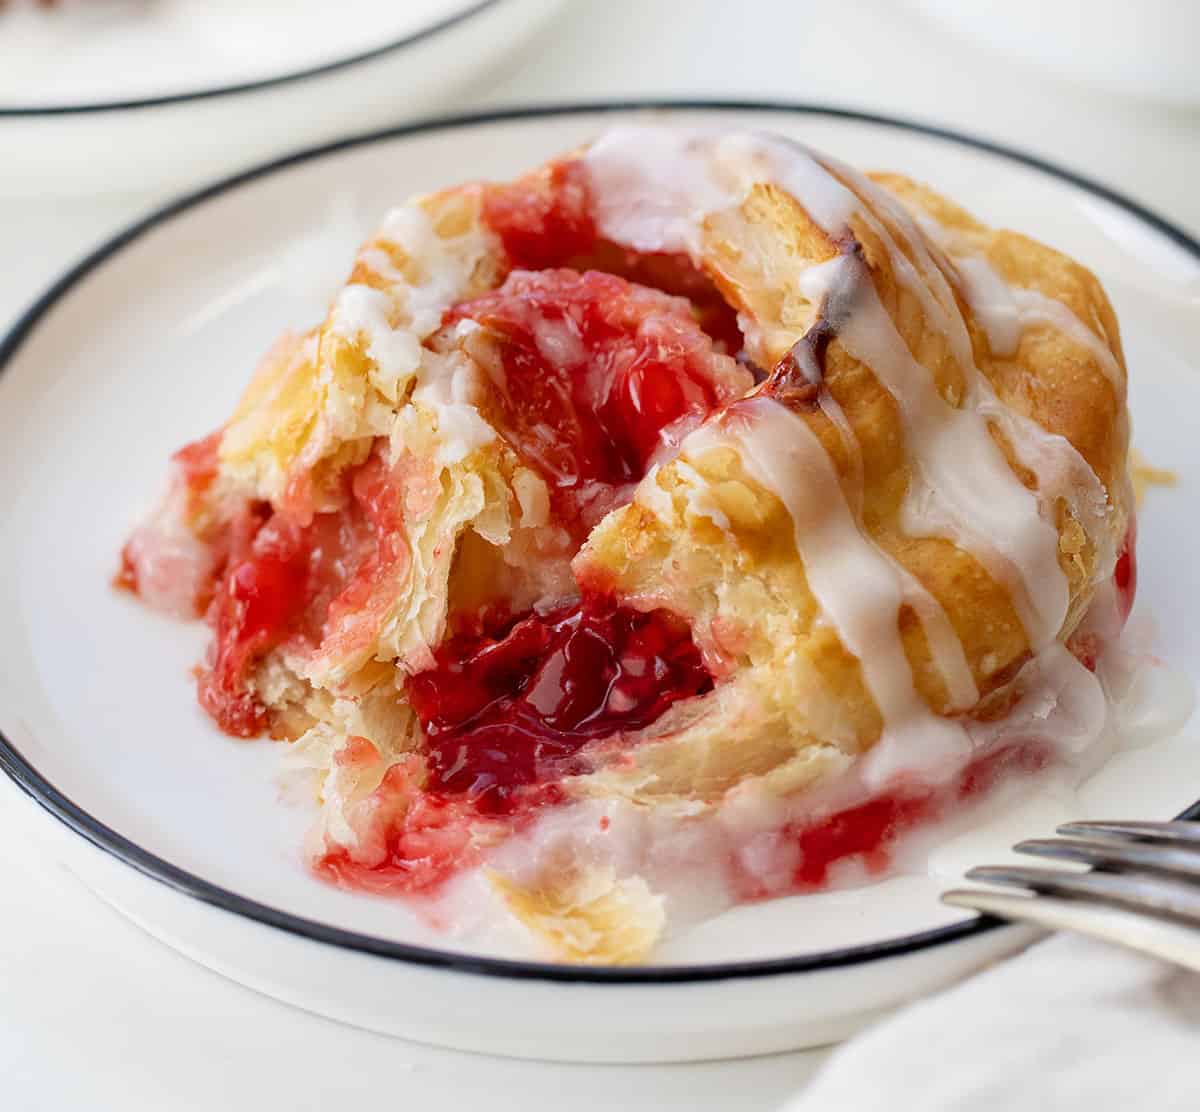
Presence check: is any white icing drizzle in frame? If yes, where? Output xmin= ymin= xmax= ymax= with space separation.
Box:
xmin=325 ymin=202 xmax=497 ymax=460
xmin=838 ymin=173 xmax=1118 ymax=580
xmin=685 ymin=397 xmax=975 ymax=769
xmin=953 ymin=254 xmax=1124 ymax=384
xmin=577 ymin=120 xmax=1135 ymax=801
xmin=734 ymin=135 xmax=860 ymax=234
xmin=892 ymin=563 xmax=979 ymax=711
xmin=584 ymin=126 xmax=859 ymax=252
xmin=782 ymin=328 xmax=866 ymax=511
xmin=809 ymin=163 xmax=1105 ymax=640
xmin=585 ymin=128 xmax=732 ymax=255
xmin=816 ymin=389 xmax=864 ymax=515
xmin=410 ymin=342 xmax=496 ymax=467
xmin=798 ymin=253 xmax=1068 ymax=647
xmin=826 ymin=156 xmax=974 ymax=367
xmin=377 ymin=203 xmax=489 ymax=337
xmin=330 ymin=284 xmax=422 ymax=400
xmin=355 ymin=245 xmax=404 ymax=285
xmin=946 ymin=248 xmax=1022 ymax=356
xmin=633 ymin=463 xmax=675 ymax=524
xmin=581 ymin=126 xmax=1124 ymax=654
xmin=908 ymin=206 xmax=1122 ymax=387
xmin=640 ymin=404 xmax=976 ymax=710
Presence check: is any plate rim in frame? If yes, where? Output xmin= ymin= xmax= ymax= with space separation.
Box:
xmin=2 ymin=98 xmax=1198 ymax=985
xmin=0 ymin=0 xmax=503 ymax=116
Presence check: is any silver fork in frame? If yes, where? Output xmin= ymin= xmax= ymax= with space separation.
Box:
xmin=943 ymin=820 xmax=1200 ymax=971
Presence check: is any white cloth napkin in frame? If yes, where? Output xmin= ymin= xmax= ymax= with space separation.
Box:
xmin=791 ymin=934 xmax=1200 ymax=1110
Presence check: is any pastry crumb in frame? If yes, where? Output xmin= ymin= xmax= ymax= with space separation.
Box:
xmin=488 ymin=867 xmax=666 ymax=965
xmin=1131 ymin=448 xmax=1177 ymax=506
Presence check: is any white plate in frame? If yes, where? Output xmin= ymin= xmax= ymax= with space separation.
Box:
xmin=0 ymin=0 xmax=563 ymax=195
xmin=1 ymin=102 xmax=1199 ymax=1063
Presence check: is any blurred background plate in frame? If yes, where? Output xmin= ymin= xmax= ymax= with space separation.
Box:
xmin=0 ymin=0 xmax=564 ymax=196
xmin=908 ymin=0 xmax=1200 ymax=105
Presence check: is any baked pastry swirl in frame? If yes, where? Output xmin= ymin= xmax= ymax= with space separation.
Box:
xmin=119 ymin=126 xmax=1134 ymax=963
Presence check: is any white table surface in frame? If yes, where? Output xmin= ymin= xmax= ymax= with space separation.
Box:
xmin=2 ymin=2 xmax=1197 ymax=1107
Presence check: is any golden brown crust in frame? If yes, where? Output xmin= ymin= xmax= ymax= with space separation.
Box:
xmin=872 ymin=171 xmax=1127 ymax=492
xmin=573 ymin=164 xmax=1129 ymax=801
xmin=191 ymin=140 xmax=1131 ymax=807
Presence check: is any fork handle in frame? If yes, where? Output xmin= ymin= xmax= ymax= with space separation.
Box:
xmin=943 ymin=890 xmax=1200 ymax=972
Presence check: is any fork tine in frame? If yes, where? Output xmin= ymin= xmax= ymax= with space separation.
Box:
xmin=942 ymin=890 xmax=1200 ymax=972
xmin=965 ymin=864 xmax=1200 ymax=926
xmin=1015 ymin=837 xmax=1200 ymax=880
xmin=1058 ymin=820 xmax=1200 ymax=845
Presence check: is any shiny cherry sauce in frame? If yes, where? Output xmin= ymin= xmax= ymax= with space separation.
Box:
xmin=314 ymin=598 xmax=714 ymax=896
xmin=448 ymin=268 xmax=732 ymax=528
xmin=481 ymin=159 xmax=598 ymax=270
xmin=408 ymin=597 xmax=714 ymax=816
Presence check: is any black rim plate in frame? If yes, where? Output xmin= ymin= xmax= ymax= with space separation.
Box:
xmin=2 ymin=99 xmax=1197 ymax=985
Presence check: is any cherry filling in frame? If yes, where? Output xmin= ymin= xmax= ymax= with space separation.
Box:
xmin=115 ymin=430 xmax=223 ymax=601
xmin=481 ymin=159 xmax=598 ymax=271
xmin=314 ymin=598 xmax=713 ymax=897
xmin=448 ymin=269 xmax=735 ymax=527
xmin=735 ymin=741 xmax=1051 ymax=898
xmin=1114 ymin=518 xmax=1138 ymax=624
xmin=779 ymin=524 xmax=1137 ymax=895
xmin=408 ymin=597 xmax=714 ymax=816
xmin=198 ymin=449 xmax=406 ymax=736
xmin=792 ymin=525 xmax=1140 ymax=889
xmin=465 ymin=160 xmax=751 ymax=526
xmin=171 ymin=430 xmax=224 ymax=496
xmin=480 ymin=161 xmax=743 ymax=354
xmin=131 ymin=157 xmax=1117 ymax=913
